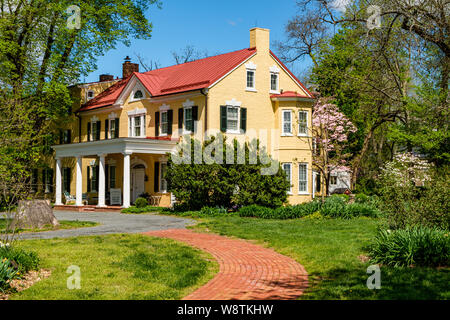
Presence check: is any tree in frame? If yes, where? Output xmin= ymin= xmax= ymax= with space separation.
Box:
xmin=166 ymin=135 xmax=290 ymax=210
xmin=311 ymin=98 xmax=357 ymax=196
xmin=0 ymin=0 xmax=161 ymax=212
xmin=171 ymin=45 xmax=209 ymax=64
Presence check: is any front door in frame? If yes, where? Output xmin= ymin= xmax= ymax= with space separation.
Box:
xmin=131 ymin=166 xmax=145 ymax=203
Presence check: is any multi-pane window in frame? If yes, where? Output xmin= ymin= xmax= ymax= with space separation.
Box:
xmin=43 ymin=168 xmax=53 ymax=194
xmin=270 ymin=73 xmax=278 ymax=91
xmin=129 ymin=115 xmax=145 ymax=137
xmin=299 ymin=163 xmax=308 ymax=193
xmin=282 ymin=163 xmax=292 ymax=194
xmin=330 ymin=176 xmax=337 ymax=185
xmin=108 ymin=119 xmax=117 ymax=139
xmin=184 ymin=108 xmax=193 ymax=132
xmin=298 ymin=111 xmax=308 ymax=136
xmin=160 ymin=163 xmax=168 ymax=193
xmin=282 ymin=110 xmax=292 ymax=135
xmin=133 ymin=90 xmax=143 ymax=100
xmin=316 ymin=172 xmax=321 ymax=192
xmin=161 ymin=111 xmax=169 ymax=135
xmin=246 ymin=70 xmax=255 ymax=89
xmin=91 ymin=122 xmax=98 ymax=141
xmin=227 ymin=106 xmax=239 ymax=132
xmin=87 ymin=90 xmax=95 ymax=101
xmin=134 ymin=116 xmax=141 ymax=137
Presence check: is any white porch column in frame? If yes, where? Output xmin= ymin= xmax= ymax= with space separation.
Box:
xmin=55 ymin=157 xmax=63 ymax=205
xmin=76 ymin=156 xmax=83 ymax=206
xmin=123 ymin=152 xmax=132 ymax=208
xmin=97 ymin=154 xmax=107 ymax=207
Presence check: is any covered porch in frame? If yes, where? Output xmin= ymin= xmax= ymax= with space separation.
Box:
xmin=52 ymin=138 xmax=178 ymax=208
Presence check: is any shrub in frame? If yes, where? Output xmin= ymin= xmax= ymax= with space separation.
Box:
xmin=302 ymin=211 xmax=326 ymax=220
xmin=134 ymin=197 xmax=148 ymax=208
xmin=199 ymin=206 xmax=228 ymax=216
xmin=0 ymin=258 xmax=18 ymax=292
xmin=345 ymin=202 xmax=381 ymax=218
xmin=121 ymin=206 xmax=165 ymax=214
xmin=379 ymin=157 xmax=449 ymax=230
xmin=0 ymin=246 xmax=40 ymax=273
xmin=166 ymin=136 xmax=290 ymax=211
xmin=320 ymin=195 xmax=348 ymax=218
xmin=368 ymin=227 xmax=450 ymax=267
xmin=238 ymin=205 xmax=274 ymax=218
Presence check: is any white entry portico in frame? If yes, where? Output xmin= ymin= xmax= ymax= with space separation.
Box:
xmin=52 ymin=138 xmax=177 ymax=208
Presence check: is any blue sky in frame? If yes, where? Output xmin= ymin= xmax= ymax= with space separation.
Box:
xmin=84 ymin=0 xmax=313 ymax=83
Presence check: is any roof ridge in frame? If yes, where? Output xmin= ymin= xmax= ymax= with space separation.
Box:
xmin=140 ymin=47 xmax=256 ymax=75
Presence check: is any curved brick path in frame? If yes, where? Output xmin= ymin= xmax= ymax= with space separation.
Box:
xmin=143 ymin=229 xmax=308 ymax=300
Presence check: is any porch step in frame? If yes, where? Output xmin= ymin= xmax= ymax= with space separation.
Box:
xmin=81 ymin=207 xmax=96 ymax=212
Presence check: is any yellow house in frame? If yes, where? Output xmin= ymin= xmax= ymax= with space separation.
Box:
xmin=45 ymin=28 xmax=320 ymax=209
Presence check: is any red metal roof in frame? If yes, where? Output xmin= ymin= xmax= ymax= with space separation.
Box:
xmin=270 ymin=91 xmax=311 ymax=99
xmin=79 ymin=48 xmax=256 ymax=112
xmin=78 ymin=47 xmax=312 ymax=112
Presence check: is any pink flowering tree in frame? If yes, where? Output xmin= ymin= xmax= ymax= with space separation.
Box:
xmin=310 ymin=98 xmax=357 ymax=197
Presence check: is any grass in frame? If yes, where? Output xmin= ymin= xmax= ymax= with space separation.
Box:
xmin=9 ymin=234 xmax=218 ymax=300
xmin=191 ymin=216 xmax=450 ymax=300
xmin=0 ymin=219 xmax=99 ymax=233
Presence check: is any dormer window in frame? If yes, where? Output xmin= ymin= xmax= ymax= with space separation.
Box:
xmin=87 ymin=90 xmax=95 ymax=101
xmin=133 ymin=90 xmax=143 ymax=100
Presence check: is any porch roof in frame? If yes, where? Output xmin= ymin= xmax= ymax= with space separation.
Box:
xmin=52 ymin=137 xmax=178 ymax=158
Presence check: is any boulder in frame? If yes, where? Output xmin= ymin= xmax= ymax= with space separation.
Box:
xmin=10 ymin=200 xmax=59 ymax=230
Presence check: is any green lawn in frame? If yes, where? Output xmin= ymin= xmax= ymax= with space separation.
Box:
xmin=0 ymin=219 xmax=99 ymax=233
xmin=10 ymin=234 xmax=218 ymax=300
xmin=192 ymin=216 xmax=450 ymax=300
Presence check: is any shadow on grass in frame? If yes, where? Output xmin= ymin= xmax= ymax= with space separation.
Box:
xmin=302 ymin=265 xmax=450 ymax=300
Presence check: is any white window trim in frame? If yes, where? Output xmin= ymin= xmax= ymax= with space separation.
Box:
xmin=281 ymin=110 xmax=293 ymax=136
xmin=128 ymin=114 xmax=146 ymax=138
xmin=298 ymin=110 xmax=309 ymax=137
xmin=269 ymin=65 xmax=280 ymax=94
xmin=90 ymin=116 xmax=99 ymax=141
xmin=160 ymin=162 xmax=168 ymax=193
xmin=107 ymin=118 xmax=116 ymax=139
xmin=330 ymin=175 xmax=338 ymax=185
xmin=282 ymin=163 xmax=293 ymax=195
xmin=245 ymin=62 xmax=257 ymax=92
xmin=298 ymin=163 xmax=309 ymax=195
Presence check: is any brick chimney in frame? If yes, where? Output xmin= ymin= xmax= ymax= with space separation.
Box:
xmin=99 ymin=74 xmax=114 ymax=82
xmin=122 ymin=56 xmax=139 ymax=79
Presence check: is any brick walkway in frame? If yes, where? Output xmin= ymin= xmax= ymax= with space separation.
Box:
xmin=143 ymin=229 xmax=308 ymax=300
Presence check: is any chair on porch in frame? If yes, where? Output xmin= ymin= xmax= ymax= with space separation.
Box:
xmin=63 ymin=191 xmax=76 ymax=205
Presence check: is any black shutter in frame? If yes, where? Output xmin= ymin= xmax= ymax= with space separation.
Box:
xmin=59 ymin=130 xmax=63 ymax=144
xmin=67 ymin=130 xmax=71 ymax=144
xmin=178 ymin=108 xmax=184 ymax=130
xmin=155 ymin=112 xmax=160 ymax=136
xmin=115 ymin=118 xmax=120 ymax=138
xmin=105 ymin=119 xmax=109 ymax=139
xmin=96 ymin=121 xmax=101 ymax=140
xmin=42 ymin=169 xmax=45 ymax=193
xmin=87 ymin=166 xmax=91 ymax=192
xmin=87 ymin=122 xmax=91 ymax=141
xmin=240 ymin=107 xmax=247 ymax=133
xmin=154 ymin=161 xmax=159 ymax=193
xmin=167 ymin=110 xmax=173 ymax=135
xmin=192 ymin=106 xmax=198 ymax=132
xmin=220 ymin=106 xmax=227 ymax=132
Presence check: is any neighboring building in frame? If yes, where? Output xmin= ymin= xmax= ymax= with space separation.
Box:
xmin=328 ymin=168 xmax=351 ymax=194
xmin=34 ymin=28 xmax=319 ymax=208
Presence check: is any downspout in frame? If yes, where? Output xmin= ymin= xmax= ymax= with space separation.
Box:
xmin=201 ymin=88 xmax=208 ymax=139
